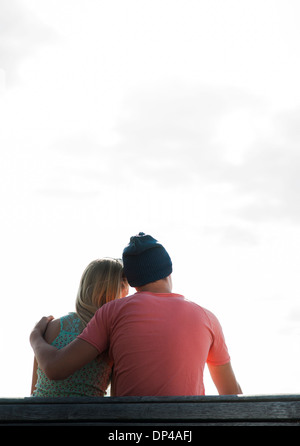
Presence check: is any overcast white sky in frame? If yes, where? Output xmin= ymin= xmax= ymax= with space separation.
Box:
xmin=1 ymin=0 xmax=300 ymax=397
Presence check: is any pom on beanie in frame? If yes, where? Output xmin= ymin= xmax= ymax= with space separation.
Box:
xmin=122 ymin=232 xmax=173 ymax=287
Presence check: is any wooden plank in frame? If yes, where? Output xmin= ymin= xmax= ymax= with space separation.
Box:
xmin=0 ymin=395 xmax=298 ymax=407
xmin=0 ymin=395 xmax=300 ymax=426
xmin=2 ymin=394 xmax=300 ymax=406
xmin=1 ymin=401 xmax=300 ymax=422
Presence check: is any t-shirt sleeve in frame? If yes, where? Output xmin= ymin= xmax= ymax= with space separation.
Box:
xmin=205 ymin=309 xmax=231 ymax=366
xmin=77 ymin=306 xmax=110 ymax=354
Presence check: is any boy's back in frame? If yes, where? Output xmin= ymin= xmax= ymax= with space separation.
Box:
xmin=79 ymin=291 xmax=230 ymax=396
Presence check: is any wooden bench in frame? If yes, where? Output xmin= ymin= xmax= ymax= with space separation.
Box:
xmin=0 ymin=394 xmax=300 ymax=426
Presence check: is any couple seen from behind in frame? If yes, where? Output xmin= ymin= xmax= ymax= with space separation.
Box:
xmin=30 ymin=232 xmax=242 ymax=397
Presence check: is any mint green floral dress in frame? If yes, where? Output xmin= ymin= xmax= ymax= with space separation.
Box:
xmin=32 ymin=312 xmax=112 ymax=397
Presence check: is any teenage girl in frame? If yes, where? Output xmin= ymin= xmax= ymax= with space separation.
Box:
xmin=31 ymin=258 xmax=129 ymax=397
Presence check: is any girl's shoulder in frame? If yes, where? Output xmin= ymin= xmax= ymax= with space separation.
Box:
xmin=44 ymin=318 xmax=61 ymax=344
xmin=44 ymin=313 xmax=84 ymax=345
xmin=60 ymin=312 xmax=85 ymax=333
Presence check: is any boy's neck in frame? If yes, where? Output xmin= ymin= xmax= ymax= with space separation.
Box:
xmin=136 ymin=276 xmax=172 ymax=294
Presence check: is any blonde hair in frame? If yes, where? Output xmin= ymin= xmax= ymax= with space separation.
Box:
xmin=75 ymin=258 xmax=127 ymax=326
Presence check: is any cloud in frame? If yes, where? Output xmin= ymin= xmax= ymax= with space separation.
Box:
xmin=203 ymin=224 xmax=259 ymax=246
xmin=223 ymin=108 xmax=300 ymax=224
xmin=37 ymin=83 xmax=259 ymax=195
xmin=114 ymin=83 xmax=300 ymax=227
xmin=0 ymin=0 xmax=55 ymax=84
xmin=36 ymin=80 xmax=300 ymax=230
xmin=110 ymin=83 xmax=264 ymax=185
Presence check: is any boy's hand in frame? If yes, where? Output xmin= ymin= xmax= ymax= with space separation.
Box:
xmin=30 ymin=316 xmax=54 ymax=345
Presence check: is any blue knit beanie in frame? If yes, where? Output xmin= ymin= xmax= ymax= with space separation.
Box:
xmin=122 ymin=232 xmax=173 ymax=287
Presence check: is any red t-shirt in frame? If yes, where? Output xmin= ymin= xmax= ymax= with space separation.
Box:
xmin=78 ymin=292 xmax=230 ymax=396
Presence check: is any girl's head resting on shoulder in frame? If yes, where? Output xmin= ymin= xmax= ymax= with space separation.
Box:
xmin=76 ymin=258 xmax=129 ymax=325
